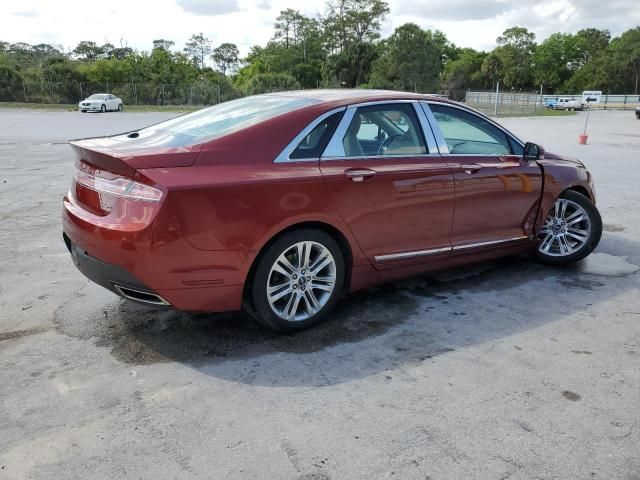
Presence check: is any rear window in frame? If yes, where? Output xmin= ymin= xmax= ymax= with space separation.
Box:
xmin=143 ymin=95 xmax=318 ymax=143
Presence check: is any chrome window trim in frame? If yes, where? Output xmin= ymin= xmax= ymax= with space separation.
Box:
xmin=321 ymin=153 xmax=443 ymax=161
xmin=423 ymin=100 xmax=526 ymax=154
xmin=321 ymin=100 xmax=434 ymax=160
xmin=374 ymin=235 xmax=530 ymax=262
xmin=274 ymin=107 xmax=346 ymax=163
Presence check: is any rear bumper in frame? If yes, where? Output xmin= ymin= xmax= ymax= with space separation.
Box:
xmin=62 ymin=193 xmax=246 ymax=312
xmin=63 ymin=232 xmax=170 ymax=307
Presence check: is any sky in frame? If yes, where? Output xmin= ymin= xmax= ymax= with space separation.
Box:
xmin=2 ymin=0 xmax=639 ymax=57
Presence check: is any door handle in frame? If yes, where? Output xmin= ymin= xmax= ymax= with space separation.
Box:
xmin=344 ymin=168 xmax=376 ymax=182
xmin=460 ymin=163 xmax=482 ymax=174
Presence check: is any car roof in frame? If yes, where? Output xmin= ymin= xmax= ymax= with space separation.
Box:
xmin=261 ymin=89 xmax=451 ymax=108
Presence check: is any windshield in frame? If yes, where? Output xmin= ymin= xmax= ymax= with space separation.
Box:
xmin=142 ymin=95 xmax=318 ymax=143
xmin=88 ymin=94 xmax=107 ymax=100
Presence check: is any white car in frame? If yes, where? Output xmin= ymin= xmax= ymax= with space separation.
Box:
xmin=554 ymin=97 xmax=584 ymax=111
xmin=78 ymin=94 xmax=123 ymax=113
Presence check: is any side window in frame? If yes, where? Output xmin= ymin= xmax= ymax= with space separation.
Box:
xmin=290 ymin=111 xmax=343 ymax=159
xmin=341 ymin=103 xmax=427 ymax=157
xmin=429 ymin=104 xmax=512 ymax=155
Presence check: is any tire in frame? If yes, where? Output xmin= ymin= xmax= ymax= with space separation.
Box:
xmin=118 ymin=104 xmax=123 ymax=112
xmin=250 ymin=229 xmax=345 ymax=333
xmin=100 ymin=104 xmax=106 ymax=113
xmin=565 ymin=107 xmax=569 ymax=111
xmin=534 ymin=190 xmax=602 ymax=266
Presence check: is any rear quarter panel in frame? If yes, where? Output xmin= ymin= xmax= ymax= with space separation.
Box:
xmin=140 ymin=106 xmax=370 ymax=289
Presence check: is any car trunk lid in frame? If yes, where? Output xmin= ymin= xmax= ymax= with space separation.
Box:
xmin=69 ymin=131 xmax=202 ymax=216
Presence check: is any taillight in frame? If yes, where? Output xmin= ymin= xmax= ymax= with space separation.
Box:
xmin=73 ymin=161 xmax=162 ymax=212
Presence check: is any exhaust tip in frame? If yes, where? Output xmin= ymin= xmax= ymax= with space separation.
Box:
xmin=113 ymin=284 xmax=170 ymax=306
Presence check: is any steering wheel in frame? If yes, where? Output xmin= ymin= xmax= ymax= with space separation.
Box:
xmin=377 ymin=133 xmax=404 ymax=155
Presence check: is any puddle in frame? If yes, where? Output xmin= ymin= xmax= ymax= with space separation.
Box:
xmin=574 ymin=253 xmax=639 ymax=277
xmin=53 ymin=282 xmax=419 ymax=365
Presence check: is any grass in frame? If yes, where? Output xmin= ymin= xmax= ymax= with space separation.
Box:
xmin=497 ymin=109 xmax=578 ymax=118
xmin=0 ymin=102 xmax=204 ymax=113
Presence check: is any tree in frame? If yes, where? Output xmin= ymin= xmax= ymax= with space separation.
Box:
xmin=274 ymin=9 xmax=302 ymax=49
xmin=322 ymin=0 xmax=390 ymax=86
xmin=211 ymin=43 xmax=239 ymax=76
xmin=153 ymin=39 xmax=175 ymax=52
xmin=442 ymin=49 xmax=489 ymax=93
xmin=481 ymin=51 xmax=503 ymax=85
xmin=183 ymin=33 xmax=212 ymax=69
xmin=609 ymin=27 xmax=640 ymax=94
xmin=73 ymin=41 xmax=107 ymax=61
xmin=533 ymin=33 xmax=578 ymax=91
xmin=495 ymin=26 xmax=536 ymax=89
xmin=574 ymin=28 xmax=610 ymax=67
xmin=0 ymin=63 xmax=23 ymax=101
xmin=370 ymin=24 xmax=452 ymax=92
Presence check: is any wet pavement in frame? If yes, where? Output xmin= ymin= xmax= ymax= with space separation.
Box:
xmin=1 ymin=109 xmax=639 ymax=479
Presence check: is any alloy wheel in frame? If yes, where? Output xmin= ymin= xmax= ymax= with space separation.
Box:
xmin=266 ymin=241 xmax=337 ymax=322
xmin=538 ymin=198 xmax=591 ymax=257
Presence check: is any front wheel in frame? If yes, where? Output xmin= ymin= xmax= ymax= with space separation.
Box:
xmin=250 ymin=229 xmax=345 ymax=332
xmin=535 ymin=190 xmax=602 ymax=265
xmin=100 ymin=104 xmax=106 ymax=113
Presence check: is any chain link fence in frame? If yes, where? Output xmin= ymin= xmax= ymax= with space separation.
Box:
xmin=463 ymin=90 xmax=640 ymax=116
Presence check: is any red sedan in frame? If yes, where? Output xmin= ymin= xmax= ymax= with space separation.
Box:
xmin=62 ymin=90 xmax=602 ymax=332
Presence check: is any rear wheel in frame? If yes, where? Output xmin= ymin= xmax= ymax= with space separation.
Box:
xmin=250 ymin=229 xmax=344 ymax=332
xmin=100 ymin=104 xmax=106 ymax=113
xmin=535 ymin=190 xmax=602 ymax=265
xmin=118 ymin=104 xmax=123 ymax=112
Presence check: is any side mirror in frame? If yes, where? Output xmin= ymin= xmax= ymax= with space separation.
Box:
xmin=523 ymin=142 xmax=544 ymax=160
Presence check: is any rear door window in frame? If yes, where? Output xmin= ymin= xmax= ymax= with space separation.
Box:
xmin=340 ymin=103 xmax=427 ymax=157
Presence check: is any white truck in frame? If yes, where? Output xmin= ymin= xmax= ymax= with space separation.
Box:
xmin=554 ymin=97 xmax=585 ymax=111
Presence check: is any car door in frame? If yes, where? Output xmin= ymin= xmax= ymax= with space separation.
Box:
xmin=422 ymin=102 xmax=542 ymax=251
xmin=107 ymin=95 xmax=116 ymax=110
xmin=319 ymin=101 xmax=455 ymax=269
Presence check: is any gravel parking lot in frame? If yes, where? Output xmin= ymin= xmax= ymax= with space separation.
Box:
xmin=1 ymin=108 xmax=639 ymax=480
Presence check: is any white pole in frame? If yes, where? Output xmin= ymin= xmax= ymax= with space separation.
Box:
xmin=539 ymin=84 xmax=543 ymax=110
xmin=494 ymin=80 xmax=499 ymax=116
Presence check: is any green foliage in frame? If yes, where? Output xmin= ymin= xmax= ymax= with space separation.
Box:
xmin=494 ymin=26 xmax=536 ymax=89
xmin=370 ymin=24 xmax=451 ymax=92
xmin=443 ymin=49 xmax=490 ymax=93
xmin=0 ymin=61 xmax=23 ymax=101
xmin=322 ymin=0 xmax=390 ymax=86
xmin=211 ymin=43 xmax=239 ymax=76
xmin=533 ymin=33 xmax=579 ymax=91
xmin=243 ymin=73 xmax=300 ymax=94
xmin=183 ymin=33 xmax=212 ymax=70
